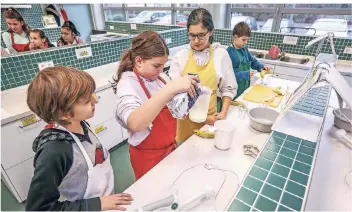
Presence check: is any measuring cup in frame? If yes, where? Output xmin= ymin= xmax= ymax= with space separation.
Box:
xmin=189 ymin=86 xmax=212 ymax=123
xmin=214 ymin=120 xmax=236 ymax=150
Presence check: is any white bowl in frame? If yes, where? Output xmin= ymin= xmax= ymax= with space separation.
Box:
xmin=248 ymin=107 xmax=279 ymax=133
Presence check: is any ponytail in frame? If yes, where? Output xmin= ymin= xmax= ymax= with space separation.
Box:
xmin=115 ymin=49 xmax=133 ymax=84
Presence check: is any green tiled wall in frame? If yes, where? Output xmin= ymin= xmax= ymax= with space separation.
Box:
xmin=213 ymin=29 xmax=352 ymax=61
xmin=229 ymin=132 xmax=318 ymax=212
xmin=1 ymin=28 xmax=188 ymax=90
xmin=105 ymin=21 xmax=183 ymax=35
xmin=1 ymin=4 xmax=61 ymax=48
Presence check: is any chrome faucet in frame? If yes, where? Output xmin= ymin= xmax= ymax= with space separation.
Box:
xmin=305 ymin=32 xmax=337 ymax=66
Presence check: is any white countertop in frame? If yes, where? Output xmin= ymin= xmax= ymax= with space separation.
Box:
xmin=120 ymin=77 xmax=301 ymax=211
xmin=119 ymin=76 xmax=352 ymax=211
xmin=305 ymin=89 xmax=352 ymax=211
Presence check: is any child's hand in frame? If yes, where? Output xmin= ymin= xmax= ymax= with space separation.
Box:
xmin=262 ymin=66 xmax=272 ymax=72
xmin=100 ymin=193 xmax=133 ymax=211
xmin=206 ymin=114 xmax=218 ymax=125
xmin=214 ymin=111 xmax=227 ymax=120
xmin=168 ymin=75 xmax=199 ymax=98
xmin=250 ymin=70 xmax=255 ymax=77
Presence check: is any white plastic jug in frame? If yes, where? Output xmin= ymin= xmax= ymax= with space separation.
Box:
xmin=189 ymin=86 xmax=212 ymax=123
xmin=214 ymin=120 xmax=236 ymax=150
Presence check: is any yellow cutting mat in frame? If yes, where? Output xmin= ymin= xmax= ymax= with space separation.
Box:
xmin=243 ymin=84 xmax=283 ymax=108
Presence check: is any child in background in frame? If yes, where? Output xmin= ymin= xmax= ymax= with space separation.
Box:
xmin=227 ymin=22 xmax=272 ymax=99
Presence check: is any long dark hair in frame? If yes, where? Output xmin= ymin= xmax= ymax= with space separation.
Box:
xmin=187 ymin=8 xmax=214 ymax=44
xmin=112 ymin=30 xmax=169 ymax=87
xmin=4 ymin=7 xmax=30 ymax=35
xmin=30 ymin=29 xmax=50 ymax=44
xmin=57 ymin=21 xmax=81 ymax=45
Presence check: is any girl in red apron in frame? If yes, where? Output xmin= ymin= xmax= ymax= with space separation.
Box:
xmin=2 ymin=7 xmax=30 ymax=53
xmin=113 ymin=31 xmax=199 ymax=180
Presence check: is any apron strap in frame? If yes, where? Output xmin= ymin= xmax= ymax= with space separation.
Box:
xmin=56 ymin=123 xmax=96 ymax=170
xmin=133 ymin=67 xmax=167 ymax=99
xmin=10 ymin=32 xmax=15 ymax=45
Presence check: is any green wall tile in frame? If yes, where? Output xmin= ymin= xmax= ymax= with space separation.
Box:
xmin=244 ymin=176 xmax=264 ymax=192
xmin=255 ymin=195 xmax=277 ymax=211
xmin=228 ymin=199 xmax=251 ymax=211
xmin=285 ymin=180 xmax=306 ymax=198
xmin=267 ymin=173 xmax=286 ymax=189
xmin=237 ymin=187 xmax=258 ymax=205
xmin=249 ymin=166 xmax=269 ymax=181
xmin=281 ymin=192 xmax=303 ymax=211
xmin=255 ymin=158 xmax=274 ymax=171
xmin=272 ymin=163 xmax=290 ymax=178
xmin=261 ymin=183 xmax=282 ymax=202
xmin=289 ymin=170 xmax=308 ymax=186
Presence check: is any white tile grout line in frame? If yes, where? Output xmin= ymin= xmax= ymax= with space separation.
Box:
xmin=251 ymin=164 xmax=308 ymax=189
xmin=260 ymin=146 xmax=313 ymax=172
xmin=249 ymin=134 xmax=287 ymax=212
xmin=235 ymin=197 xmax=261 ymax=212
xmin=275 ymin=135 xmax=303 ymax=211
xmin=301 ymin=84 xmax=332 ymax=211
xmin=242 ymin=185 xmax=297 ymax=212
xmin=247 ymin=173 xmax=306 ymax=200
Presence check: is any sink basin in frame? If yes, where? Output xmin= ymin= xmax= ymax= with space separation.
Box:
xmin=279 ymin=56 xmax=309 ymax=64
xmin=249 ymin=51 xmax=265 ymax=59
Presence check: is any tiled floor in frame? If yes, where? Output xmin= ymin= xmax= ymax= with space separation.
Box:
xmin=1 ymin=142 xmax=135 ymax=211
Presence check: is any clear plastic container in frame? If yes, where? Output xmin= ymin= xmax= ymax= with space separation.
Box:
xmin=189 ymin=86 xmax=212 ymax=123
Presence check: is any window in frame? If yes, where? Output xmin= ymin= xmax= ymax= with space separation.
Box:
xmin=146 ymin=4 xmax=172 ymax=7
xmin=103 ymin=4 xmax=124 ymax=22
xmin=231 ymin=4 xmax=276 ymax=8
xmin=128 ymin=10 xmax=170 ymax=23
xmin=284 ymin=4 xmax=352 ymax=9
xmin=280 ymin=14 xmax=352 ymax=37
xmin=230 ymin=13 xmax=274 ymax=31
xmin=175 ymin=4 xmax=201 ymax=8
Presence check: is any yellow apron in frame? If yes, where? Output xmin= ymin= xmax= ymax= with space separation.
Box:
xmin=176 ymin=45 xmax=218 ymax=143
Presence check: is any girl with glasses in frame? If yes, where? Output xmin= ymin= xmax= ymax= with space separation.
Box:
xmin=168 ymin=8 xmax=238 ymax=144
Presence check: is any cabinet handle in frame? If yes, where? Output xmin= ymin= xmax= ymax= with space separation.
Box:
xmin=96 ymin=127 xmax=107 ymax=134
xmin=19 ymin=116 xmax=42 ymax=129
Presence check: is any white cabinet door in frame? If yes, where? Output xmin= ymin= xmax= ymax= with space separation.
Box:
xmin=121 ymin=127 xmax=129 ymax=140
xmin=93 ymin=118 xmax=124 ymax=150
xmin=1 ymin=114 xmax=46 ymax=170
xmin=274 ymin=66 xmax=309 ymax=78
xmin=5 ymin=158 xmax=35 ymax=202
xmin=87 ymin=88 xmax=117 ymax=127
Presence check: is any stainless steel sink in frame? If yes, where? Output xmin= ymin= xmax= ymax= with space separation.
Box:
xmin=249 ymin=51 xmax=265 ymax=59
xmin=279 ymin=56 xmax=309 ymax=64
xmin=250 ymin=50 xmax=310 ymax=64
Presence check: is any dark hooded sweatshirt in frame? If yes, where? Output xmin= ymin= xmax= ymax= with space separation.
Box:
xmin=25 ymin=121 xmax=103 ymax=211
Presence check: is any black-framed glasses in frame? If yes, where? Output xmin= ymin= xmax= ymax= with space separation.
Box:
xmin=187 ymin=31 xmax=209 ymax=40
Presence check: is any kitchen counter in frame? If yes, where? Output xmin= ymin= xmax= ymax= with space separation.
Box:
xmin=119 ymin=76 xmax=351 ymax=211
xmin=120 ymin=77 xmax=300 ymax=211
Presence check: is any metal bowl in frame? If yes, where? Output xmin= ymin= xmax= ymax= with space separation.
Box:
xmin=333 ymin=108 xmax=352 ymax=132
xmin=248 ymin=107 xmax=280 ymax=133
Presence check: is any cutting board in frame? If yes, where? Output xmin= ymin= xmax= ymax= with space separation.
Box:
xmin=243 ymin=84 xmax=283 ymax=108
